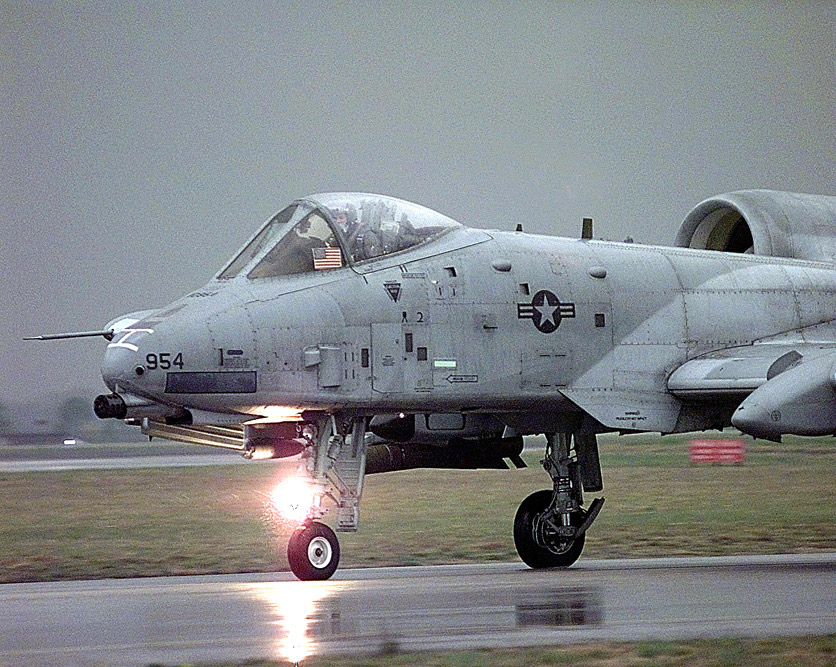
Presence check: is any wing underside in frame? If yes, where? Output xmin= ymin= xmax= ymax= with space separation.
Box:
xmin=666 ymin=344 xmax=834 ymax=399
xmin=669 ymin=341 xmax=836 ymax=440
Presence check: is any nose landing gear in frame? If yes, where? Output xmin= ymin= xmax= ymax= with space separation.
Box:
xmin=281 ymin=413 xmax=368 ymax=581
xmin=514 ymin=489 xmax=588 ymax=567
xmin=287 ymin=521 xmax=341 ymax=580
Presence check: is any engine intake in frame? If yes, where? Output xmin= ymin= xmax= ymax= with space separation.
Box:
xmin=676 ymin=190 xmax=836 ymax=262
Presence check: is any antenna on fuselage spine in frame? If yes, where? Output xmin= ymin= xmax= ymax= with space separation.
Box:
xmin=582 ymin=217 xmax=594 ymax=240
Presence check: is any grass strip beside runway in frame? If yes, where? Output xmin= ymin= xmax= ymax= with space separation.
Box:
xmin=0 ymin=435 xmax=834 ymax=582
xmin=155 ymin=636 xmax=836 ymax=667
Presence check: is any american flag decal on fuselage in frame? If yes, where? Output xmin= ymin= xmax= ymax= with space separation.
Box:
xmin=312 ymin=246 xmax=343 ymax=270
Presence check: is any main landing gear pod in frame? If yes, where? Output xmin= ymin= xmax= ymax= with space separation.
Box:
xmin=513 ymin=431 xmax=605 ymax=568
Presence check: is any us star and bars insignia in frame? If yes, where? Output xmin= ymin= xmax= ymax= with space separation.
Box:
xmin=517 ymin=289 xmax=576 ymax=333
xmin=312 ymin=246 xmax=343 ymax=271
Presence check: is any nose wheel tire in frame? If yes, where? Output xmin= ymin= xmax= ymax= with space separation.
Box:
xmin=514 ymin=489 xmax=586 ymax=569
xmin=287 ymin=521 xmax=340 ymax=580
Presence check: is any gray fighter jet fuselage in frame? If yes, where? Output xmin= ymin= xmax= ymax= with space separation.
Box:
xmin=99 ymin=214 xmax=836 ymax=437
xmin=33 ymin=190 xmax=836 ymax=579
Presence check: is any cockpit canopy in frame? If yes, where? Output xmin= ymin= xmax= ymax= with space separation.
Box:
xmin=218 ymin=193 xmax=462 ymax=280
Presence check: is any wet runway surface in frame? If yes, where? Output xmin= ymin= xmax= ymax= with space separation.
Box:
xmin=2 ymin=554 xmax=834 ymax=666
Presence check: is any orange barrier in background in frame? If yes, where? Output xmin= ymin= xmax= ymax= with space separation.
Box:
xmin=689 ymin=438 xmax=746 ymax=464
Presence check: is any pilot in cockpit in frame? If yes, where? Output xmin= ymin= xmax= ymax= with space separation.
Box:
xmin=221 ymin=194 xmax=461 ymax=280
xmin=331 ymin=204 xmax=359 ymax=238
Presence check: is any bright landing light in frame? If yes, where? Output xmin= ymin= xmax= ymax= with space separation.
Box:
xmin=243 ymin=405 xmax=304 ymax=422
xmin=271 ymin=477 xmax=316 ymax=524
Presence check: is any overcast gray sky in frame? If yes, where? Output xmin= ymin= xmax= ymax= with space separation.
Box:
xmin=2 ymin=1 xmax=835 ymax=405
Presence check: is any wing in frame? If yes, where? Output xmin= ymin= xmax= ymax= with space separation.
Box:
xmin=669 ymin=341 xmax=836 ymax=440
xmin=666 ymin=343 xmax=832 ymax=399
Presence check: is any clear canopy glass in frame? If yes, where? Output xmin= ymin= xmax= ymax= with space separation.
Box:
xmin=218 ymin=204 xmax=299 ymax=279
xmin=313 ymin=193 xmax=462 ymax=264
xmin=247 ymin=208 xmax=340 ymax=279
xmin=217 ymin=193 xmax=462 ymax=279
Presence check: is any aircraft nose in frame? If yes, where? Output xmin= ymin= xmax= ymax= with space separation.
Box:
xmin=102 ymin=346 xmax=130 ymax=392
xmin=101 ymin=330 xmax=151 ymax=392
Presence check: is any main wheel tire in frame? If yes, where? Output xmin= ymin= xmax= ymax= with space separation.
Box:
xmin=514 ymin=489 xmax=586 ymax=569
xmin=287 ymin=521 xmax=340 ymax=581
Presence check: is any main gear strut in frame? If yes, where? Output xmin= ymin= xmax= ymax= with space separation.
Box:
xmin=514 ymin=431 xmax=604 ymax=568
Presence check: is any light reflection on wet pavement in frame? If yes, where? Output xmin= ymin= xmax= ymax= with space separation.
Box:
xmin=1 ymin=555 xmax=834 ymax=666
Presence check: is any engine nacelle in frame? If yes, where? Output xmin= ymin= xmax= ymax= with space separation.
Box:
xmin=676 ymin=190 xmax=836 ymax=262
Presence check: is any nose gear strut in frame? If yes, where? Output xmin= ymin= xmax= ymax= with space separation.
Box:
xmin=284 ymin=413 xmax=368 ymax=581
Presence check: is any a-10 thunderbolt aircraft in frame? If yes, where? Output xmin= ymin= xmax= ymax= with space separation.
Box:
xmin=29 ymin=189 xmax=836 ymax=579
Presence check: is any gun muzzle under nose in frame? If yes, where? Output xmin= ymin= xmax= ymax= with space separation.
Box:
xmin=93 ymin=393 xmax=127 ymax=419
